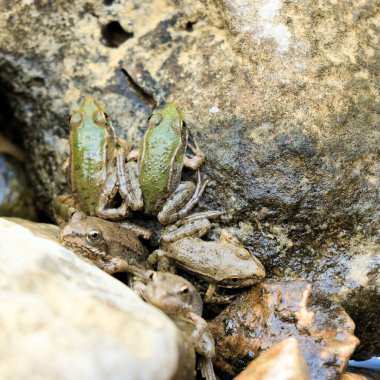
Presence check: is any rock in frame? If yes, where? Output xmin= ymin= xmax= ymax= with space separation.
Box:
xmin=0 ymin=0 xmax=378 ymax=357
xmin=0 ymin=218 xmax=195 ymax=380
xmin=341 ymin=373 xmax=370 ymax=380
xmin=0 ymin=153 xmax=36 ymax=220
xmin=209 ymin=280 xmax=359 ymax=379
xmin=233 ymin=338 xmax=311 ymax=380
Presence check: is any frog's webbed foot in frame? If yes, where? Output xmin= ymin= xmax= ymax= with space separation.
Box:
xmin=117 ymin=152 xmax=143 ymax=211
xmin=147 ymin=250 xmax=175 ymax=273
xmin=52 ymin=194 xmax=79 ymax=226
xmin=203 ymin=284 xmax=236 ymax=304
xmin=184 ymin=139 xmax=205 ymax=170
xmin=158 ymin=170 xmax=209 ymax=225
xmin=96 ymin=169 xmax=130 ymax=219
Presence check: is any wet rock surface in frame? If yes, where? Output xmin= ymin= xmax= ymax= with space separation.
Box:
xmin=0 ymin=144 xmax=36 ymax=220
xmin=233 ymin=337 xmax=311 ymax=380
xmin=0 ymin=0 xmax=378 ymax=357
xmin=0 ymin=218 xmax=194 ymax=380
xmin=209 ymin=280 xmax=359 ymax=379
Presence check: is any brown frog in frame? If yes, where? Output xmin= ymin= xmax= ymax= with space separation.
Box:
xmin=149 ymin=213 xmax=266 ymax=303
xmin=60 ymin=211 xmax=151 ymax=274
xmin=132 ymin=270 xmax=216 ymax=380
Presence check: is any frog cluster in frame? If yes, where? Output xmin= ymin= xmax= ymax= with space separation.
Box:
xmin=53 ymin=97 xmax=266 ymax=380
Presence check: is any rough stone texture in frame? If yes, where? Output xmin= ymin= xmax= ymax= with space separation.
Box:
xmin=233 ymin=337 xmax=311 ymax=380
xmin=0 ymin=0 xmax=378 ymax=357
xmin=0 ymin=218 xmax=195 ymax=380
xmin=209 ymin=280 xmax=359 ymax=379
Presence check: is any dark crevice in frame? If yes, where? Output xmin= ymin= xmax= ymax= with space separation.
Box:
xmin=120 ymin=68 xmax=157 ymax=108
xmin=104 ymin=0 xmax=115 ymax=5
xmin=185 ymin=21 xmax=197 ymax=32
xmin=101 ymin=21 xmax=133 ymax=48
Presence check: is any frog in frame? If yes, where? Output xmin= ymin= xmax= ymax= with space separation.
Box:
xmin=117 ymin=103 xmax=207 ymax=225
xmin=54 ymin=97 xmax=141 ymax=222
xmin=59 ymin=210 xmax=151 ymax=274
xmin=148 ymin=214 xmax=266 ymax=303
xmin=131 ymin=269 xmax=216 ymax=380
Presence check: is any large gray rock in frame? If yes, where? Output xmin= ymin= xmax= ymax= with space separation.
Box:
xmin=0 ymin=0 xmax=378 ymax=357
xmin=0 ymin=218 xmax=195 ymax=380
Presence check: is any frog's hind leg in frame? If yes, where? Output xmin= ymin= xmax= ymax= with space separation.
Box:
xmin=184 ymin=139 xmax=205 ymax=170
xmin=161 ymin=208 xmax=226 ymax=242
xmin=158 ymin=170 xmax=209 ymax=225
xmin=147 ymin=250 xmax=176 ymax=273
xmin=96 ymin=170 xmax=129 ymax=219
xmin=161 ymin=218 xmax=211 ymax=243
xmin=117 ymin=151 xmax=143 ymax=211
xmin=198 ymin=357 xmax=217 ymax=380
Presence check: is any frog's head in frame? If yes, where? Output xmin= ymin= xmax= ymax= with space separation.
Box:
xmin=60 ymin=211 xmax=109 ymax=259
xmin=142 ymin=272 xmax=203 ymax=315
xmin=148 ymin=103 xmax=187 ymax=138
xmin=218 ymin=246 xmax=266 ymax=288
xmin=69 ymin=97 xmax=112 ymax=131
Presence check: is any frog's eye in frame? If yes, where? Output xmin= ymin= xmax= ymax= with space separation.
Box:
xmin=228 ymin=277 xmax=240 ymax=284
xmin=85 ymin=229 xmax=102 ymax=244
xmin=93 ymin=110 xmax=108 ymax=127
xmin=69 ymin=112 xmax=83 ymax=128
xmin=179 ymin=285 xmax=189 ymax=294
xmin=235 ymin=248 xmax=251 ymax=260
xmin=148 ymin=113 xmax=163 ymax=128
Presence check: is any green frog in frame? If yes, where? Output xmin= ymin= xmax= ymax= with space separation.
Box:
xmin=132 ymin=270 xmax=216 ymax=380
xmin=148 ymin=215 xmax=266 ymax=303
xmin=60 ymin=211 xmax=151 ymax=274
xmin=55 ymin=97 xmax=140 ymax=222
xmin=118 ymin=104 xmax=207 ymax=225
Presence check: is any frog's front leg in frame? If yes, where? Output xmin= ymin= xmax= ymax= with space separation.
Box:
xmin=117 ymin=151 xmax=143 ymax=211
xmin=184 ymin=139 xmax=205 ymax=170
xmin=158 ymin=170 xmax=209 ymax=225
xmin=147 ymin=250 xmax=176 ymax=273
xmin=204 ymin=284 xmax=236 ymax=304
xmin=101 ymin=257 xmax=131 ymax=274
xmin=96 ymin=169 xmax=129 ymax=219
xmin=184 ymin=311 xmax=208 ymax=344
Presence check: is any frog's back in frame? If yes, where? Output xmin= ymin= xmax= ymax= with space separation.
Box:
xmin=139 ymin=110 xmax=185 ymax=214
xmin=70 ymin=114 xmax=108 ymax=215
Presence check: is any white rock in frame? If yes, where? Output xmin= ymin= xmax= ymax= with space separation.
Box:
xmin=0 ymin=218 xmax=194 ymax=380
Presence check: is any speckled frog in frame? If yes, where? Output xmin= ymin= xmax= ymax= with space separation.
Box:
xmin=148 ymin=213 xmax=266 ymax=303
xmin=54 ymin=97 xmax=136 ymax=223
xmin=117 ymin=104 xmax=207 ymax=225
xmin=132 ymin=270 xmax=216 ymax=380
xmin=60 ymin=211 xmax=151 ymax=274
